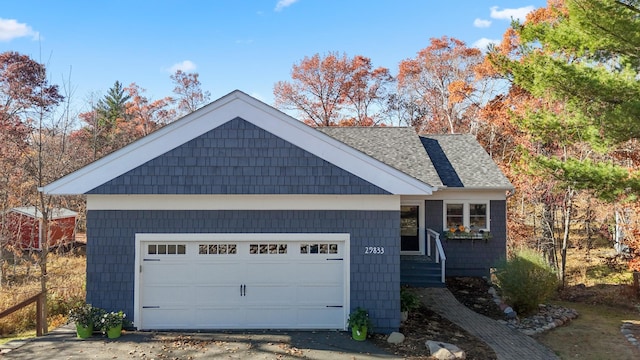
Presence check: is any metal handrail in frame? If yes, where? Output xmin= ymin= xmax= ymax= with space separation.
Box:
xmin=427 ymin=229 xmax=446 ymax=283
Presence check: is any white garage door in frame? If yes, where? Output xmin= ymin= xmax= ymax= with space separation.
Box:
xmin=135 ymin=233 xmax=349 ymax=330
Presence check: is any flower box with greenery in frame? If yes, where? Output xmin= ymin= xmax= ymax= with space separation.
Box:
xmin=444 ymin=225 xmax=491 ymax=241
xmin=100 ymin=310 xmax=126 ymax=339
xmin=347 ymin=307 xmax=372 ymax=341
xmin=68 ymin=303 xmax=105 ymax=339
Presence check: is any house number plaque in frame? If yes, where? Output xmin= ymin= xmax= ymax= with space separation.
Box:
xmin=364 ymin=246 xmax=385 ymax=254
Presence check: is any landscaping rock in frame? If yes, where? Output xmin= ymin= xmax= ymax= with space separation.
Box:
xmin=425 ymin=340 xmax=466 ymax=359
xmin=387 ymin=332 xmax=405 ymax=344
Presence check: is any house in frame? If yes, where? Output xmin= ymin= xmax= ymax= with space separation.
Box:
xmin=41 ymin=90 xmax=513 ymax=333
xmin=5 ymin=207 xmax=78 ymax=250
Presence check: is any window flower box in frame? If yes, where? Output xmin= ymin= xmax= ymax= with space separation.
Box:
xmin=444 ymin=227 xmax=491 ymax=242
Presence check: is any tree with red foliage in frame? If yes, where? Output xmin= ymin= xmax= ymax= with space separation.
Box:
xmin=274 ymin=52 xmax=392 ymax=126
xmin=0 ymin=50 xmax=63 ymax=213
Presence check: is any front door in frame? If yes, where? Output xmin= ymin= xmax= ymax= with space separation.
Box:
xmin=401 ymin=205 xmax=420 ymax=253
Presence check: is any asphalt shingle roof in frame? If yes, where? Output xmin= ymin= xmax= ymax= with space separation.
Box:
xmin=317 ymin=127 xmax=513 ymax=190
xmin=317 ymin=127 xmax=444 ymax=187
xmin=420 ymin=134 xmax=513 ymax=189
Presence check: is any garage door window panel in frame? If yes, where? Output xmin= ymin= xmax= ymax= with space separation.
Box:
xmin=198 ymin=243 xmax=237 ymax=255
xmin=300 ymin=243 xmax=339 ymax=254
xmin=250 ymin=243 xmax=287 ymax=254
xmin=148 ymin=243 xmax=186 ymax=255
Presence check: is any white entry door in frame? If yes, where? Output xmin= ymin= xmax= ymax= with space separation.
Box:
xmin=135 ymin=233 xmax=349 ymax=330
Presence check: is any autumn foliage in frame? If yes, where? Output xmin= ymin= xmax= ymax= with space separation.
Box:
xmin=397 ymin=36 xmax=492 ymax=134
xmin=3 ymin=0 xmax=640 ymax=278
xmin=274 ymin=52 xmax=392 ymax=127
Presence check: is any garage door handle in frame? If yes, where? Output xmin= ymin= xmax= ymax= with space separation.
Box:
xmin=240 ymin=284 xmax=243 ymax=296
xmin=326 ymin=305 xmax=343 ymax=308
xmin=243 ymin=284 xmax=247 ymax=296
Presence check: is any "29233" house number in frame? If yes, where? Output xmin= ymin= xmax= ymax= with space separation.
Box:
xmin=364 ymin=246 xmax=385 ymax=254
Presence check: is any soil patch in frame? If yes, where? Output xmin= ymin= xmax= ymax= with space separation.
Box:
xmin=446 ymin=277 xmax=505 ymax=320
xmin=373 ymin=278 xmax=500 ymax=359
xmin=372 ymin=305 xmax=496 ymax=360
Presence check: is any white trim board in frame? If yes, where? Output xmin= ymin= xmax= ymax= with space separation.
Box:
xmin=42 ymin=91 xmax=435 ymax=196
xmin=87 ymin=194 xmax=401 ymax=211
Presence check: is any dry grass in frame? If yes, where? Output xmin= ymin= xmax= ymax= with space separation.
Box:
xmin=561 ymin=246 xmax=638 ymax=309
xmin=0 ymin=253 xmax=85 ymax=336
xmin=536 ymin=301 xmax=640 ymax=359
xmin=537 ymin=244 xmax=640 ymax=359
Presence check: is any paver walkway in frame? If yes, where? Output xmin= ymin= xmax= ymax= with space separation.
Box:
xmin=417 ymin=287 xmax=559 ymax=360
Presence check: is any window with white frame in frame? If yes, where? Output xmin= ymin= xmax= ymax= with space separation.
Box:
xmin=445 ymin=202 xmax=489 ymax=231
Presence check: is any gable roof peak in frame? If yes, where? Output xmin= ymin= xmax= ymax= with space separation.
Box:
xmin=42 ymin=91 xmax=435 ymax=196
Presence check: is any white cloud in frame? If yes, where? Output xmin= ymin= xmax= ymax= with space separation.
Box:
xmin=472 ymin=38 xmax=500 ymax=52
xmin=168 ymin=60 xmax=197 ymax=73
xmin=490 ymin=6 xmax=535 ymax=23
xmin=473 ymin=18 xmax=492 ymax=28
xmin=274 ymin=0 xmax=298 ymax=12
xmin=0 ymin=18 xmax=39 ymax=42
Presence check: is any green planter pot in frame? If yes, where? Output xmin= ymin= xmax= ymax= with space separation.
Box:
xmin=75 ymin=323 xmax=93 ymax=339
xmin=106 ymin=323 xmax=122 ymax=339
xmin=351 ymin=326 xmax=367 ymax=341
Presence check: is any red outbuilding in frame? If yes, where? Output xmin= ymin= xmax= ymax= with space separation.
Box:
xmin=5 ymin=207 xmax=78 ymax=250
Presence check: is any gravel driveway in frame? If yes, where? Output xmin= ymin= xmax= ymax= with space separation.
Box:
xmin=1 ymin=325 xmax=400 ymax=360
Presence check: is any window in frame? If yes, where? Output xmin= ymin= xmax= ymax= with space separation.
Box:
xmin=445 ymin=204 xmax=463 ymax=228
xmin=300 ymin=243 xmax=338 ymax=254
xmin=444 ymin=202 xmax=489 ymax=230
xmin=250 ymin=243 xmax=287 ymax=254
xmin=198 ymin=243 xmax=237 ymax=255
xmin=148 ymin=243 xmax=186 ymax=255
xmin=469 ymin=204 xmax=487 ymax=229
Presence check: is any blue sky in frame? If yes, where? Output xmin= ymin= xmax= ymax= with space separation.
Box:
xmin=1 ymin=0 xmax=546 ymax=113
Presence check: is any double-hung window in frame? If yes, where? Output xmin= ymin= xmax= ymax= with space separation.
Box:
xmin=444 ymin=201 xmax=489 ymax=231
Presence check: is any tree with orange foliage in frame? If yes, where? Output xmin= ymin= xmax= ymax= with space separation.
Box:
xmin=274 ymin=52 xmax=392 ymax=126
xmin=397 ymin=36 xmax=496 ymax=134
xmin=170 ymin=70 xmax=211 ymax=116
xmin=76 ymin=81 xmax=175 ymax=160
xmin=123 ymin=83 xmax=175 ymax=139
xmin=343 ymin=56 xmax=393 ymax=126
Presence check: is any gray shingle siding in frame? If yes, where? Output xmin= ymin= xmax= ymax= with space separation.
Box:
xmin=424 ymin=200 xmax=507 ymax=277
xmin=86 ymin=209 xmax=401 ymax=333
xmin=88 ymin=118 xmax=388 ymax=195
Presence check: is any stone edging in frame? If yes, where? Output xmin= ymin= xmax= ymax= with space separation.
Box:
xmin=621 ymin=322 xmax=640 ymax=351
xmin=488 ymin=286 xmax=579 ymax=336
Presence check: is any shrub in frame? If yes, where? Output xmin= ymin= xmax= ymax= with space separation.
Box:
xmin=494 ymin=248 xmax=559 ymax=315
xmin=400 ymin=287 xmax=421 ymax=312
